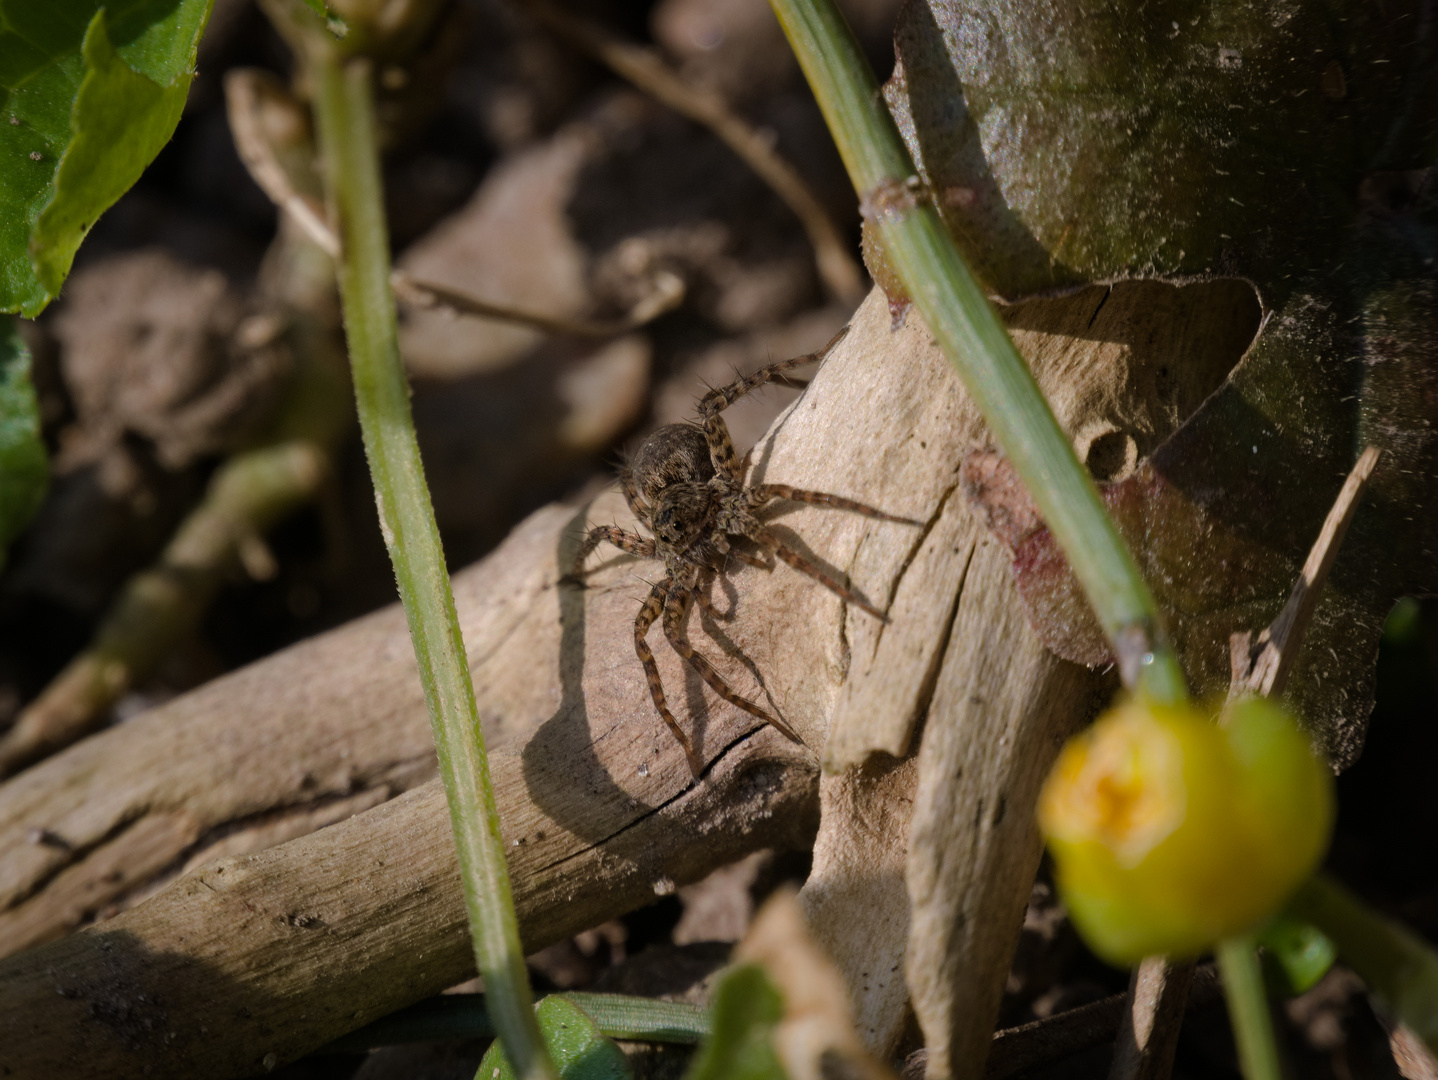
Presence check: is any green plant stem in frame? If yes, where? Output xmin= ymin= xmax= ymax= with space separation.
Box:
xmin=1287 ymin=873 xmax=1438 ymax=1051
xmin=324 ymin=993 xmax=712 ymax=1053
xmin=309 ymin=51 xmax=554 ymax=1080
xmin=1216 ymin=936 xmax=1283 ymax=1080
xmin=766 ymin=0 xmax=1185 ymax=704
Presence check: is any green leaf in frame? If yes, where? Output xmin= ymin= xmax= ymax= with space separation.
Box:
xmin=1258 ymin=913 xmax=1337 ymax=996
xmin=479 ymin=996 xmax=632 ymax=1080
xmin=684 ymin=965 xmax=788 ymax=1080
xmin=0 ymin=0 xmax=214 ymax=316
xmin=0 ymin=317 xmax=47 ymax=568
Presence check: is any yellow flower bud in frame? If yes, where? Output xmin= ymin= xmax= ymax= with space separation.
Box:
xmin=1038 ymin=697 xmax=1334 ymax=966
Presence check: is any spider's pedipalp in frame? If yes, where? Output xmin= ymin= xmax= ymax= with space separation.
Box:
xmin=661 ymin=587 xmax=800 ymax=743
xmin=747 ymin=483 xmax=921 ymax=526
xmin=634 ymin=578 xmax=704 ymax=778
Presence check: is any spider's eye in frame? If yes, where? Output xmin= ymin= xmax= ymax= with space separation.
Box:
xmin=654 ymin=507 xmax=683 ymax=544
xmin=653 ymin=486 xmax=708 ymax=546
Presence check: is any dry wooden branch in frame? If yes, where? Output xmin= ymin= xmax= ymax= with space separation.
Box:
xmin=1109 ymin=444 xmax=1383 ymax=1080
xmin=1106 ymin=958 xmax=1195 ymax=1080
xmin=0 ymin=489 xmax=822 ymax=1077
xmin=523 ymin=0 xmax=867 ymax=306
xmin=881 ymin=279 xmax=1262 ymax=1080
xmin=0 ymin=282 xmax=1264 ymax=1077
xmin=226 ymin=68 xmax=687 ymax=339
xmin=1228 ymin=444 xmax=1383 ymax=701
xmin=901 ymin=965 xmax=1223 ymax=1080
xmin=0 ymin=288 xmax=923 ymax=1075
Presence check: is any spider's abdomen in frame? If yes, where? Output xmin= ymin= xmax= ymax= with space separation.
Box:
xmin=625 ymin=424 xmax=715 ymax=507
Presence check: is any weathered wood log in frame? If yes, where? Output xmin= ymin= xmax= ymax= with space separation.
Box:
xmin=0 ymin=483 xmax=825 ymax=1077
xmin=0 ymin=281 xmax=1260 ymax=1078
xmin=783 ymin=279 xmax=1258 ymax=1071
xmin=0 ymin=288 xmax=926 ymax=1076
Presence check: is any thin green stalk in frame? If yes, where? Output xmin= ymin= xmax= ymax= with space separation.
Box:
xmin=1287 ymin=874 xmax=1438 ymax=1050
xmin=562 ymin=993 xmax=712 ymax=1042
xmin=766 ymin=0 xmax=1185 ymax=703
xmin=1217 ymin=936 xmax=1284 ymax=1080
xmin=324 ymin=993 xmax=712 ymax=1053
xmin=309 ymin=51 xmax=555 ymax=1080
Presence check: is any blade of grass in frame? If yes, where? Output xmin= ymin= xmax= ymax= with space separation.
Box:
xmin=309 ymin=49 xmax=555 ymax=1080
xmin=765 ymin=0 xmax=1185 ymax=704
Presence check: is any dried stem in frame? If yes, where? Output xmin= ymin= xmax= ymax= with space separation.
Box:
xmin=390 ymin=269 xmax=685 ymax=338
xmin=227 ymin=66 xmax=685 ymax=338
xmin=525 ymin=0 xmax=867 ymax=307
xmin=0 ymin=301 xmax=350 ymax=778
xmin=1228 ymin=445 xmax=1382 ymax=701
xmin=1112 ymin=446 xmax=1383 ymax=1080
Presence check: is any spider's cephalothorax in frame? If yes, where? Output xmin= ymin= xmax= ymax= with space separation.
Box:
xmin=571 ymin=330 xmax=919 ymax=778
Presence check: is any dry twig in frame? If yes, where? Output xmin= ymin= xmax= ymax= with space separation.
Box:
xmin=1108 ymin=444 xmax=1382 ymax=1080
xmin=226 ymin=68 xmax=686 ymax=338
xmin=523 ymin=0 xmax=867 ymax=307
xmin=0 ymin=225 xmax=352 ymax=779
xmin=1228 ymin=444 xmax=1384 ymax=701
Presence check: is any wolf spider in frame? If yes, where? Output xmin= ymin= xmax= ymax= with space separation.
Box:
xmin=570 ymin=329 xmax=919 ymax=778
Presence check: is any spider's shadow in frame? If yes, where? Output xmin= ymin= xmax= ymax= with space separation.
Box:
xmin=520 ymin=502 xmax=661 ymax=841
xmin=521 ymin=503 xmax=787 ymax=827
xmin=693 ymin=576 xmax=789 ymax=727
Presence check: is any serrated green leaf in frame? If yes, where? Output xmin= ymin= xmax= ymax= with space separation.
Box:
xmin=0 ymin=0 xmax=214 ymax=316
xmin=0 ymin=317 xmax=47 ymax=569
xmin=684 ymin=965 xmax=787 ymax=1080
xmin=480 ymin=996 xmax=632 ymax=1080
xmin=298 ymin=0 xmax=329 ymax=16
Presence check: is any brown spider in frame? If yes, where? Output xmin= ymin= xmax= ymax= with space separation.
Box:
xmin=570 ymin=330 xmax=919 ymax=778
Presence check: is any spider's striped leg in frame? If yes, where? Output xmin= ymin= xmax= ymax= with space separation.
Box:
xmin=618 ymin=466 xmax=651 ymax=521
xmin=691 ymin=567 xmax=720 ymax=617
xmin=661 ymin=585 xmax=801 ymax=744
xmin=735 ymin=516 xmax=889 ymax=622
xmin=567 ymin=525 xmax=655 ymax=580
xmin=695 ymin=326 xmax=850 ymax=481
xmin=746 ymin=483 xmax=921 ymax=525
xmin=635 ymin=577 xmax=704 ymax=778
xmin=728 ymin=548 xmax=770 ymax=570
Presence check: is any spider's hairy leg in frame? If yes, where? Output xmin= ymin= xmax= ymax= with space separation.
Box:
xmin=661 ymin=585 xmax=801 ymax=743
xmin=736 ymin=516 xmax=890 ymax=622
xmin=636 ymin=578 xmax=705 ymax=779
xmin=747 ymin=483 xmax=922 ymax=525
xmin=567 ymin=525 xmax=656 ymax=580
xmin=728 ymin=548 xmax=770 ymax=569
xmin=695 ymin=325 xmax=850 ymax=480
xmin=619 ymin=466 xmax=651 ymax=521
xmin=691 ymin=567 xmax=720 ymax=617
